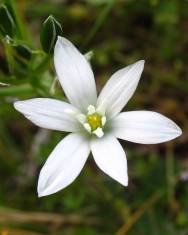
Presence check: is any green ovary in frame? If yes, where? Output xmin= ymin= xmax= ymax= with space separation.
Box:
xmin=87 ymin=113 xmax=102 ymax=131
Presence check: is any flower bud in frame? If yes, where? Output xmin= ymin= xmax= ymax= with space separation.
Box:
xmin=13 ymin=44 xmax=32 ymax=61
xmin=40 ymin=15 xmax=63 ymax=54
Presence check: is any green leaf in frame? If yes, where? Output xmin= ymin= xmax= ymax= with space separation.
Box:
xmin=0 ymin=83 xmax=35 ymax=97
xmin=3 ymin=0 xmax=29 ymax=40
xmin=0 ymin=4 xmax=16 ymax=37
xmin=40 ymin=15 xmax=63 ymax=54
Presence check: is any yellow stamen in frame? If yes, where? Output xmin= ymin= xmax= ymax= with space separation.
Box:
xmin=87 ymin=113 xmax=102 ymax=131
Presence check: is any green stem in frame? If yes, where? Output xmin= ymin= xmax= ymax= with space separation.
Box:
xmin=82 ymin=0 xmax=115 ymax=49
xmin=3 ymin=39 xmax=14 ymax=74
xmin=34 ymin=54 xmax=51 ymax=74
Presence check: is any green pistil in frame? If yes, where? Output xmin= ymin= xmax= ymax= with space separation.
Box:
xmin=87 ymin=113 xmax=102 ymax=131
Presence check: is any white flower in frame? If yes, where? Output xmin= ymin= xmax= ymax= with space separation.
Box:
xmin=14 ymin=37 xmax=182 ymax=197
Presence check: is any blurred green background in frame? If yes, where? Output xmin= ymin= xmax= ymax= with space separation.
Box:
xmin=0 ymin=0 xmax=187 ymax=234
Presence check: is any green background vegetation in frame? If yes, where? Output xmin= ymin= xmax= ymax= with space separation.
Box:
xmin=0 ymin=0 xmax=187 ymax=234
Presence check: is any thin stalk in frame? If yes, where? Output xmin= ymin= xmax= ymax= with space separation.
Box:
xmin=115 ymin=191 xmax=161 ymax=235
xmin=82 ymin=0 xmax=115 ymax=49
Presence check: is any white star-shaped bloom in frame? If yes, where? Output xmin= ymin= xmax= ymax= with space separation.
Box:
xmin=14 ymin=37 xmax=182 ymax=197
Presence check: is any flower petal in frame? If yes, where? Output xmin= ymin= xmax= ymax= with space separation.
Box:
xmin=91 ymin=135 xmax=128 ymax=186
xmin=14 ymin=98 xmax=80 ymax=132
xmin=111 ymin=111 xmax=182 ymax=144
xmin=54 ymin=36 xmax=97 ymax=112
xmin=38 ymin=133 xmax=90 ymax=197
xmin=97 ymin=60 xmax=145 ymax=118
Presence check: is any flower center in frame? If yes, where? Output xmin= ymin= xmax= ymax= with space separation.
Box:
xmin=76 ymin=105 xmax=106 ymax=138
xmin=87 ymin=113 xmax=102 ymax=131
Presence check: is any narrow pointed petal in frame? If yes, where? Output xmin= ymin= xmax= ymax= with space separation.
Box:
xmin=38 ymin=133 xmax=90 ymax=197
xmin=97 ymin=60 xmax=145 ymax=118
xmin=112 ymin=111 xmax=182 ymax=144
xmin=14 ymin=98 xmax=80 ymax=132
xmin=91 ymin=135 xmax=128 ymax=186
xmin=54 ymin=37 xmax=97 ymax=112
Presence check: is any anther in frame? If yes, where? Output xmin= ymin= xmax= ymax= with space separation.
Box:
xmin=93 ymin=127 xmax=104 ymax=138
xmin=83 ymin=123 xmax=92 ymax=133
xmin=102 ymin=116 xmax=106 ymax=126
